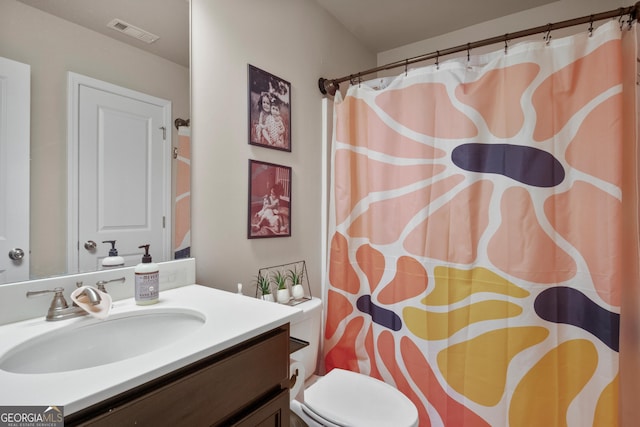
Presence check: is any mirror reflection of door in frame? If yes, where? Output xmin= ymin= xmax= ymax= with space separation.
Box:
xmin=68 ymin=73 xmax=171 ymax=273
xmin=0 ymin=56 xmax=30 ymax=284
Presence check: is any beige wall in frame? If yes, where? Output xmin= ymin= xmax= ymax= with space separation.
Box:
xmin=0 ymin=0 xmax=189 ymax=279
xmin=190 ymin=0 xmax=375 ymax=297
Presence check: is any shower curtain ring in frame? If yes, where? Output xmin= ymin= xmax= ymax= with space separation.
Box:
xmin=504 ymin=35 xmax=509 ymax=54
xmin=588 ymin=16 xmax=594 ymax=37
xmin=544 ymin=24 xmax=552 ymax=45
xmin=405 ymin=59 xmax=408 ymax=76
xmin=436 ymin=51 xmax=440 ymax=70
xmin=619 ymin=10 xmax=625 ymax=31
xmin=467 ymin=43 xmax=471 ymax=62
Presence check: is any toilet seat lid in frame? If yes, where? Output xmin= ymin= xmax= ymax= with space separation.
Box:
xmin=303 ymin=368 xmax=418 ymax=427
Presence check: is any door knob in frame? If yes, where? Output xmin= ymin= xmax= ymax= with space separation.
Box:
xmin=8 ymin=248 xmax=25 ymax=260
xmin=84 ymin=240 xmax=97 ymax=251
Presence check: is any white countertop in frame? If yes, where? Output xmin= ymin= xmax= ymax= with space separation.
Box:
xmin=0 ymin=284 xmax=302 ymax=415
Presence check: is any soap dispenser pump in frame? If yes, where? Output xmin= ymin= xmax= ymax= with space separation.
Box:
xmin=101 ymin=240 xmax=125 ymax=269
xmin=134 ymin=244 xmax=159 ymax=305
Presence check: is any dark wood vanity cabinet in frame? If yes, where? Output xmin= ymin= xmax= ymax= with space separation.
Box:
xmin=66 ymin=325 xmax=291 ymax=427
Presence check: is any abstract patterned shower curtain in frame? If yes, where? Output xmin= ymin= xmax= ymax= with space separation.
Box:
xmin=325 ymin=20 xmax=638 ymax=426
xmin=174 ymin=125 xmax=191 ymax=259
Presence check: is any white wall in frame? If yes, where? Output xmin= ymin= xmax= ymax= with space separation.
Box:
xmin=190 ymin=0 xmax=375 ymax=297
xmin=378 ymin=0 xmax=628 ymax=72
xmin=0 ymin=0 xmax=189 ymax=279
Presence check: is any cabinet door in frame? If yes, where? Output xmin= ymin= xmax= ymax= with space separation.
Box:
xmin=231 ymin=389 xmax=289 ymax=427
xmin=70 ymin=327 xmax=289 ymax=426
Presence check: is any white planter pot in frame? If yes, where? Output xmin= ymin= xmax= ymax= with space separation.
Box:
xmin=276 ymin=288 xmax=290 ymax=304
xmin=292 ymin=284 xmax=305 ymax=300
xmin=262 ymin=293 xmax=274 ymax=302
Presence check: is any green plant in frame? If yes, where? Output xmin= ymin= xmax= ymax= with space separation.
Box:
xmin=287 ymin=265 xmax=303 ymax=286
xmin=254 ymin=274 xmax=271 ymax=295
xmin=271 ymin=270 xmax=288 ymax=290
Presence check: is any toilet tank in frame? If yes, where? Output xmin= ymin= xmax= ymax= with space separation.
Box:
xmin=290 ymin=297 xmax=322 ymax=381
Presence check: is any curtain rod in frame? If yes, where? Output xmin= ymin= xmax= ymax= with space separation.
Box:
xmin=318 ymin=2 xmax=640 ymax=96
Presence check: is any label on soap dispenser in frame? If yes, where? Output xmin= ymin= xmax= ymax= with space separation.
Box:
xmin=135 ymin=271 xmax=159 ymax=303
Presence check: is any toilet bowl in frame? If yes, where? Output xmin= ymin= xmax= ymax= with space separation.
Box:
xmin=289 ymin=297 xmax=418 ymax=427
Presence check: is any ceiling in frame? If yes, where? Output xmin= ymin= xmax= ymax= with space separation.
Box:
xmin=314 ymin=0 xmax=558 ymax=52
xmin=16 ymin=0 xmax=190 ymax=67
xmin=16 ymin=0 xmax=559 ymax=67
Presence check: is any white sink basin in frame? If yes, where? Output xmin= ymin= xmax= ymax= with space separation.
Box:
xmin=0 ymin=284 xmax=303 ymax=415
xmin=0 ymin=308 xmax=205 ymax=374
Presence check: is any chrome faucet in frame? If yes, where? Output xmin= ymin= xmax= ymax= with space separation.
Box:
xmin=77 ymin=286 xmax=102 ymax=305
xmin=26 ymin=282 xmax=102 ymax=321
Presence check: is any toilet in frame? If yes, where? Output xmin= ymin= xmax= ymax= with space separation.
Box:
xmin=289 ymin=297 xmax=418 ymax=427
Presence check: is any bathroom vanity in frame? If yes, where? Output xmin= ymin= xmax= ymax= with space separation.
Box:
xmin=0 ymin=263 xmax=301 ymax=427
xmin=67 ymin=324 xmax=291 ymax=426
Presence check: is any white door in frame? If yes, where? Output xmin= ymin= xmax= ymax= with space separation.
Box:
xmin=0 ymin=56 xmax=30 ymax=284
xmin=68 ymin=73 xmax=171 ymax=273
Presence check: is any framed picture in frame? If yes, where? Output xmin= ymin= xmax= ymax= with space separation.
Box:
xmin=248 ymin=160 xmax=292 ymax=238
xmin=248 ymin=64 xmax=291 ymax=152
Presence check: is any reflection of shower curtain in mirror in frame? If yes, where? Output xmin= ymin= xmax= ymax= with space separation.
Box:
xmin=174 ymin=126 xmax=191 ymax=258
xmin=325 ymin=21 xmax=639 ymax=426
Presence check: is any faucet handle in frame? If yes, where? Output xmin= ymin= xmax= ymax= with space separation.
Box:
xmin=95 ymin=277 xmax=125 ymax=293
xmin=26 ymin=287 xmax=69 ymax=311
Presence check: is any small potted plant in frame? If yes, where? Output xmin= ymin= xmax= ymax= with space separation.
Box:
xmin=287 ymin=265 xmax=305 ymax=300
xmin=254 ymin=274 xmax=273 ymax=302
xmin=271 ymin=269 xmax=290 ymax=304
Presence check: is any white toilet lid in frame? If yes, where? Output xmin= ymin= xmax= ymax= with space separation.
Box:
xmin=302 ymin=368 xmax=418 ymax=427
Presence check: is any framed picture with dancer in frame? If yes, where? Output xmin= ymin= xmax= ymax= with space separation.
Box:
xmin=248 ymin=160 xmax=292 ymax=238
xmin=248 ymin=64 xmax=291 ymax=152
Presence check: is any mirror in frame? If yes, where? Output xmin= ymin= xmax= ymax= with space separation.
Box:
xmin=0 ymin=0 xmax=190 ymax=284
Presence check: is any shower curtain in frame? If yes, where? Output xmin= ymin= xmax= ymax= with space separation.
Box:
xmin=325 ymin=20 xmax=638 ymax=427
xmin=174 ymin=125 xmax=191 ymax=259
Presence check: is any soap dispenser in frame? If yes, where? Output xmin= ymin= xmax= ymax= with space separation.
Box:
xmin=135 ymin=244 xmax=159 ymax=305
xmin=101 ymin=240 xmax=125 ymax=269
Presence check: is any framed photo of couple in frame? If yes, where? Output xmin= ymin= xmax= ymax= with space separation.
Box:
xmin=248 ymin=64 xmax=291 ymax=152
xmin=248 ymin=160 xmax=292 ymax=239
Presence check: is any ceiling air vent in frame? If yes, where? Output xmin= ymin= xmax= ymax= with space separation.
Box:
xmin=107 ymin=19 xmax=159 ymax=44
